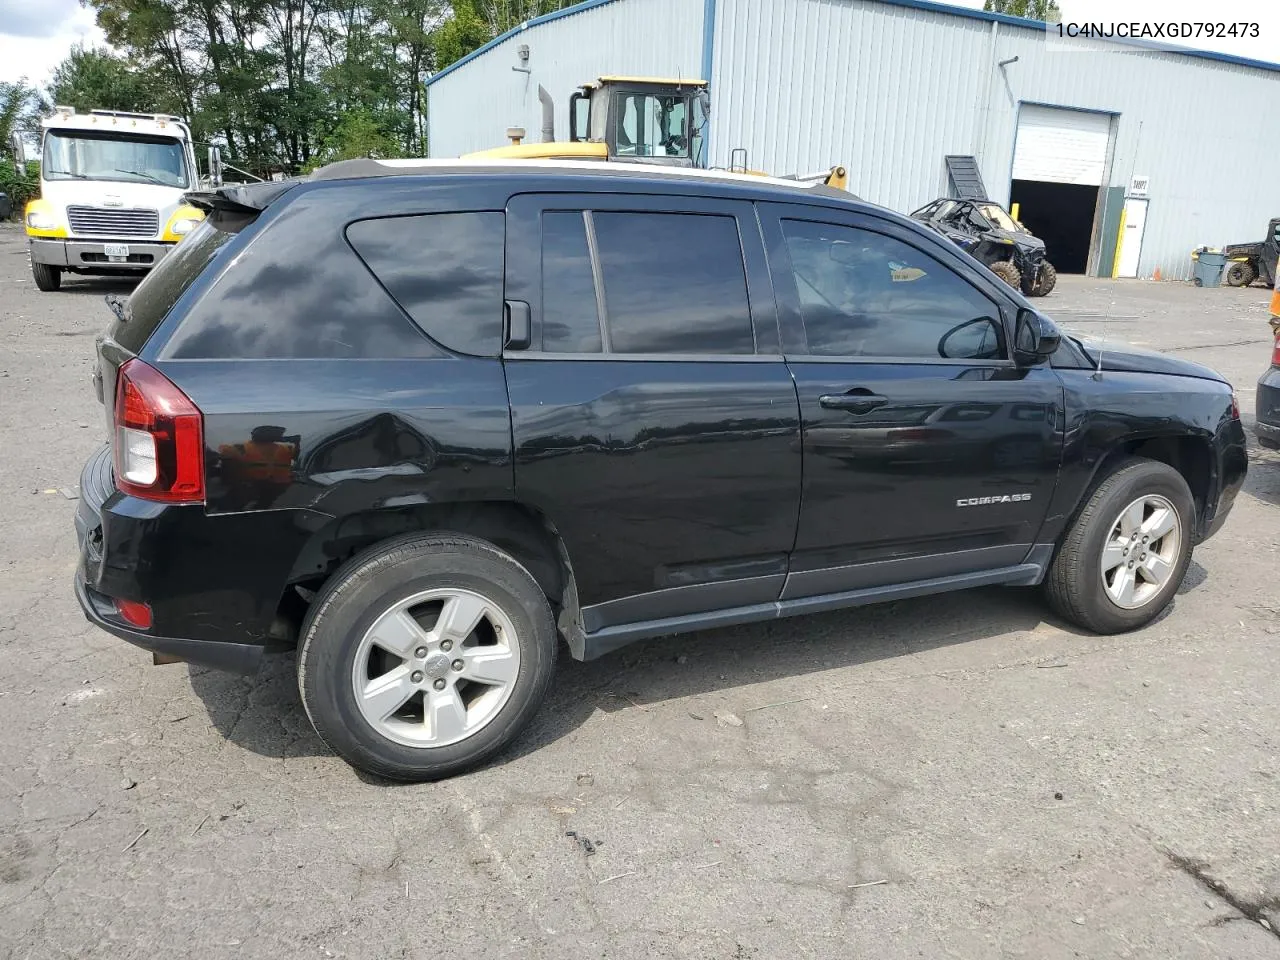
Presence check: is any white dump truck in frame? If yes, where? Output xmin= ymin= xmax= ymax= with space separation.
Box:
xmin=17 ymin=107 xmax=211 ymax=291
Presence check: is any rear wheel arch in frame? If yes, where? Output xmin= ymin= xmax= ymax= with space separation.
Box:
xmin=281 ymin=500 xmax=585 ymax=657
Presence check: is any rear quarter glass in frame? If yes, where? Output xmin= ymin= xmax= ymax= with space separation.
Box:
xmin=346 ymin=212 xmax=506 ymax=357
xmin=113 ymin=221 xmax=236 ymax=354
xmin=162 ymin=196 xmax=445 ymax=360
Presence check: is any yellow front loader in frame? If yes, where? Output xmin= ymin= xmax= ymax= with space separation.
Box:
xmin=464 ymin=76 xmax=848 ymax=191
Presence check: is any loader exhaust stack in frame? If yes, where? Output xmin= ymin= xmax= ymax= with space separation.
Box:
xmin=538 ymin=85 xmax=555 ymax=143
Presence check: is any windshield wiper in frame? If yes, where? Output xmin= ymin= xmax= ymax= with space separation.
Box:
xmin=45 ymin=169 xmax=91 ymax=179
xmin=112 ymin=168 xmax=169 ymax=185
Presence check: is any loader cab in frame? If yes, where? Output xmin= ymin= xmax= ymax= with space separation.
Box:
xmin=568 ymin=77 xmax=708 ymax=168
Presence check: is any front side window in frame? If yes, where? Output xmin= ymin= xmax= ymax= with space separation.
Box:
xmin=592 ymin=211 xmax=754 ymax=355
xmin=780 ymin=219 xmax=1005 ymax=360
xmin=43 ymin=130 xmax=189 ymax=188
xmin=614 ymin=94 xmax=689 ymax=159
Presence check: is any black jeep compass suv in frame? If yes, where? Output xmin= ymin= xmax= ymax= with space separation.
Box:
xmin=75 ymin=160 xmax=1247 ymax=780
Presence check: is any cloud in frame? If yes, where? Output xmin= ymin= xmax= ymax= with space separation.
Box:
xmin=0 ymin=0 xmax=81 ymax=39
xmin=0 ymin=2 xmax=105 ymax=87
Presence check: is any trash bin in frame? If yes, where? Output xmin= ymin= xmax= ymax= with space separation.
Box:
xmin=1192 ymin=248 xmax=1226 ymax=287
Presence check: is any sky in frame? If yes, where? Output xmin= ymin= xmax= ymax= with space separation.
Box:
xmin=0 ymin=0 xmax=106 ymax=87
xmin=0 ymin=0 xmax=1274 ymax=90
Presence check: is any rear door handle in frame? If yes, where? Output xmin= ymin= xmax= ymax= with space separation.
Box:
xmin=819 ymin=393 xmax=889 ymax=414
xmin=504 ymin=299 xmax=531 ymax=350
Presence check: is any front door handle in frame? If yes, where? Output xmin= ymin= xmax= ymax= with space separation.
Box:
xmin=819 ymin=393 xmax=889 ymax=414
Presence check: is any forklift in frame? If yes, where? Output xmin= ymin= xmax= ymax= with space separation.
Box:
xmin=465 ymin=76 xmax=848 ymax=190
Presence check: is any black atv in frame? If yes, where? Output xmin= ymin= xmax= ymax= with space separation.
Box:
xmin=1222 ymin=217 xmax=1279 ymax=288
xmin=910 ymin=197 xmax=1057 ymax=297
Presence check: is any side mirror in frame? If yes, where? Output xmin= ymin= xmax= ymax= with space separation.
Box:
xmin=939 ymin=316 xmax=1003 ymax=360
xmin=1014 ymin=308 xmax=1061 ymax=365
xmin=207 ymin=146 xmax=224 ymax=187
xmin=569 ymin=92 xmax=588 ymax=142
xmin=9 ymin=132 xmax=26 ymax=169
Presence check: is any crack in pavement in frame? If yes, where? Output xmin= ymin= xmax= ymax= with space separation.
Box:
xmin=1162 ymin=849 xmax=1280 ymax=942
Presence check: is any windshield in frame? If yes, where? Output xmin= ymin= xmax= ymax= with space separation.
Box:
xmin=43 ymin=130 xmax=189 ymax=188
xmin=978 ymin=203 xmax=1020 ymax=232
xmin=615 ymin=93 xmax=689 ymax=158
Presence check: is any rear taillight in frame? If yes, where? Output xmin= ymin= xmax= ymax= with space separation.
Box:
xmin=116 ymin=599 xmax=153 ymax=629
xmin=113 ymin=359 xmax=204 ymax=503
xmin=1272 ymin=336 xmax=1280 ymax=368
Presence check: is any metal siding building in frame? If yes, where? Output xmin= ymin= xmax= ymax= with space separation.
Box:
xmin=427 ymin=0 xmax=705 ymax=159
xmin=427 ymin=0 xmax=1280 ymax=280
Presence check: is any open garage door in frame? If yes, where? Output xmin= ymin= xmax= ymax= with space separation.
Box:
xmin=1010 ymin=105 xmax=1114 ymax=275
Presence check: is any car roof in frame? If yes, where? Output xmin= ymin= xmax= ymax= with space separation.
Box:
xmin=308 ymin=157 xmax=854 ymax=202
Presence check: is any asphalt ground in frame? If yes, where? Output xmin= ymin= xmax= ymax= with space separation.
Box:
xmin=2 ymin=219 xmax=1279 ymax=959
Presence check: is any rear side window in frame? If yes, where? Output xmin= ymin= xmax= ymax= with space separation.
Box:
xmin=348 ymin=212 xmax=505 ymax=356
xmin=115 ymin=220 xmax=234 ymax=353
xmin=591 ymin=212 xmax=754 ymax=354
xmin=541 ymin=212 xmax=602 ymax=353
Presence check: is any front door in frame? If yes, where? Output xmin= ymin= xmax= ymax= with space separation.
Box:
xmin=503 ymin=192 xmax=801 ymax=634
xmin=759 ymin=204 xmax=1063 ymax=598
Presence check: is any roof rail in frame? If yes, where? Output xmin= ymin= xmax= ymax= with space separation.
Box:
xmin=89 ymin=109 xmax=186 ymax=123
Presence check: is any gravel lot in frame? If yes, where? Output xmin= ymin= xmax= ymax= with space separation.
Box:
xmin=2 ymin=218 xmax=1279 ymax=960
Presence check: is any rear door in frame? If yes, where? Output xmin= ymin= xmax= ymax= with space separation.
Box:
xmin=760 ymin=202 xmax=1063 ymax=597
xmin=503 ymin=192 xmax=801 ymax=632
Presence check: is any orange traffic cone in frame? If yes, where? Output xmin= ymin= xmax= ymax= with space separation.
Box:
xmin=1152 ymin=267 xmax=1162 ymax=281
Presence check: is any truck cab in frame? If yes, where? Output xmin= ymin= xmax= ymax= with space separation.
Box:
xmin=22 ymin=107 xmax=205 ymax=291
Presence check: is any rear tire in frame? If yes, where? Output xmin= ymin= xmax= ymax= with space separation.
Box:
xmin=1029 ymin=261 xmax=1057 ymax=297
xmin=297 ymin=533 xmax=557 ymax=781
xmin=988 ymin=260 xmax=1021 ymax=289
xmin=1044 ymin=459 xmax=1194 ymax=634
xmin=1224 ymin=261 xmax=1255 ymax=287
xmin=31 ymin=260 xmax=61 ymax=292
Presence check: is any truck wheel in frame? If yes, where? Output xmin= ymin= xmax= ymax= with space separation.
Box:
xmin=31 ymin=261 xmax=61 ymax=292
xmin=1224 ymin=261 xmax=1255 ymax=287
xmin=297 ymin=533 xmax=557 ymax=781
xmin=1044 ymin=459 xmax=1194 ymax=634
xmin=988 ymin=260 xmax=1021 ymax=289
xmin=1030 ymin=261 xmax=1057 ymax=297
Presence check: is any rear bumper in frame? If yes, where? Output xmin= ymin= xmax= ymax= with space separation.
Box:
xmin=73 ymin=443 xmax=288 ymax=675
xmin=74 ymin=574 xmax=263 ymax=674
xmin=1257 ymin=368 xmax=1280 ymax=450
xmin=30 ymin=237 xmax=173 ymax=271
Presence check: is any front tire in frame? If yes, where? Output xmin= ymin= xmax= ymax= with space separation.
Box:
xmin=1224 ymin=261 xmax=1255 ymax=287
xmin=1044 ymin=459 xmax=1194 ymax=634
xmin=297 ymin=533 xmax=557 ymax=781
xmin=31 ymin=260 xmax=61 ymax=292
xmin=1029 ymin=261 xmax=1057 ymax=297
xmin=988 ymin=260 xmax=1021 ymax=289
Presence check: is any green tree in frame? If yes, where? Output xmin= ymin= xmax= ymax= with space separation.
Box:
xmin=48 ymin=46 xmax=159 ymax=113
xmin=1 ymin=80 xmax=39 ymax=151
xmin=984 ymin=0 xmax=1061 ymax=21
xmin=62 ymin=0 xmax=580 ymax=176
xmin=435 ymin=0 xmax=490 ymax=67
